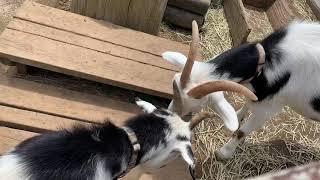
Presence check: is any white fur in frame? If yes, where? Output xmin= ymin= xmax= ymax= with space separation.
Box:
xmin=135 ymin=99 xmax=157 ymax=113
xmin=164 ymin=21 xmax=320 ymax=159
xmin=94 ymin=160 xmax=112 ymax=180
xmin=0 ymin=154 xmax=30 ymax=180
xmin=162 ymin=51 xmax=239 ymax=131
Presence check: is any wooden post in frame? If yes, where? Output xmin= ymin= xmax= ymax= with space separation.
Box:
xmin=70 ymin=0 xmax=168 ymax=35
xmin=224 ymin=0 xmax=251 ymax=47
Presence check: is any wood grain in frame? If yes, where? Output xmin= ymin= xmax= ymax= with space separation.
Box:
xmin=164 ymin=6 xmax=205 ymax=29
xmin=307 ymin=0 xmax=320 ymax=20
xmin=127 ymin=0 xmax=168 ymax=35
xmin=15 ymin=1 xmax=189 ymax=60
xmin=242 ymin=0 xmax=276 ymax=9
xmin=0 ymin=105 xmax=91 ymax=133
xmin=103 ymin=0 xmax=130 ymax=27
xmin=266 ymin=0 xmax=295 ymax=29
xmin=168 ymin=0 xmax=210 ymax=15
xmin=0 ymin=127 xmax=37 ymax=154
xmin=0 ymin=75 xmax=140 ymax=125
xmin=0 ymin=29 xmax=175 ymax=98
xmin=224 ymin=0 xmax=251 ymax=47
xmin=7 ymin=19 xmax=178 ymax=72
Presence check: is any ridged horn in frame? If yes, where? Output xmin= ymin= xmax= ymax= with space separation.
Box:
xmin=180 ymin=20 xmax=200 ymax=89
xmin=187 ymin=80 xmax=258 ymax=101
xmin=190 ymin=111 xmax=212 ymax=129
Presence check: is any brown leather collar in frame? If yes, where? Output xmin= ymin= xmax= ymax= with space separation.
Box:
xmin=239 ymin=43 xmax=265 ymax=84
xmin=118 ymin=126 xmax=141 ymax=178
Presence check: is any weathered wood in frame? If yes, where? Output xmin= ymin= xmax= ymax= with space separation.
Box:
xmin=167 ymin=0 xmax=210 ymax=15
xmin=0 ymin=127 xmax=37 ymax=154
xmin=7 ymin=19 xmax=178 ymax=72
xmin=307 ymin=0 xmax=320 ymax=20
xmin=0 ymin=58 xmax=18 ymax=75
xmin=242 ymin=0 xmax=276 ymax=9
xmin=103 ymin=0 xmax=130 ymax=27
xmin=0 ymin=105 xmax=91 ymax=133
xmin=85 ymin=0 xmax=97 ymax=18
xmin=266 ymin=0 xmax=295 ymax=29
xmin=71 ymin=0 xmax=167 ymax=35
xmin=0 ymin=29 xmax=175 ymax=98
xmin=127 ymin=0 xmax=168 ymax=35
xmin=224 ymin=0 xmax=251 ymax=46
xmin=15 ymin=1 xmax=190 ymax=62
xmin=0 ymin=75 xmax=140 ymax=126
xmin=164 ymin=6 xmax=205 ymax=29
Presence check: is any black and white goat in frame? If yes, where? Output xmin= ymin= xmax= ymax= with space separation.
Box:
xmin=162 ymin=21 xmax=320 ymax=159
xmin=0 ymin=99 xmax=209 ymax=180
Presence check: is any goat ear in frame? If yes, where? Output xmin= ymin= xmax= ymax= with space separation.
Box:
xmin=162 ymin=51 xmax=187 ymax=68
xmin=174 ymin=144 xmax=195 ymax=168
xmin=135 ymin=98 xmax=157 ymax=113
xmin=209 ymin=93 xmax=239 ymax=132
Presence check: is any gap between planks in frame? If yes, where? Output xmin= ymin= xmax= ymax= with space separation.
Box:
xmin=7 ymin=18 xmax=178 ymax=72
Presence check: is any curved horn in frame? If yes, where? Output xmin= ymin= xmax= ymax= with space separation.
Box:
xmin=180 ymin=20 xmax=200 ymax=89
xmin=187 ymin=80 xmax=258 ymax=101
xmin=190 ymin=111 xmax=211 ymax=129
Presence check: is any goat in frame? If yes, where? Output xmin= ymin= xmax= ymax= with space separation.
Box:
xmin=162 ymin=21 xmax=320 ymax=159
xmin=0 ymin=98 xmax=209 ymax=180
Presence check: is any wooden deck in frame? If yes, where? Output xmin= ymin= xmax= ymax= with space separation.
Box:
xmin=0 ymin=1 xmax=193 ymax=99
xmin=0 ymin=1 xmax=194 ymax=179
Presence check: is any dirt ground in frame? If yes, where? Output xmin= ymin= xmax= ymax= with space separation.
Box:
xmin=0 ymin=0 xmax=320 ymax=179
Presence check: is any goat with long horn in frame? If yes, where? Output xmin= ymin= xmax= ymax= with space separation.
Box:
xmin=164 ymin=20 xmax=257 ymax=131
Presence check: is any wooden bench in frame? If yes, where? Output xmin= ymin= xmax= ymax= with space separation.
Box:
xmin=0 ymin=0 xmax=192 ymax=99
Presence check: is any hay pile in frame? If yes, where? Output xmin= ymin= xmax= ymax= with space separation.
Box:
xmin=160 ymin=0 xmax=320 ymax=179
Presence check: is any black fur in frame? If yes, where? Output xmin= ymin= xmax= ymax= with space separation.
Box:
xmin=311 ymin=96 xmax=320 ymax=113
xmin=125 ymin=113 xmax=170 ymax=163
xmin=14 ymin=122 xmax=132 ymax=180
xmin=250 ymin=71 xmax=291 ymax=101
xmin=207 ymin=27 xmax=287 ymax=83
xmin=176 ymin=135 xmax=190 ymax=142
xmin=207 ymin=43 xmax=260 ymax=81
xmin=261 ymin=28 xmax=287 ymax=69
xmin=12 ymin=113 xmax=172 ymax=180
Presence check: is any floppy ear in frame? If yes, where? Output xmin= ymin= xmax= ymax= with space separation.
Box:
xmin=135 ymin=97 xmax=157 ymax=113
xmin=174 ymin=144 xmax=195 ymax=168
xmin=162 ymin=51 xmax=187 ymax=68
xmin=208 ymin=92 xmax=239 ymax=132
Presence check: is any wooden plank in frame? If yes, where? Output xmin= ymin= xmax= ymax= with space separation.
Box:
xmin=7 ymin=19 xmax=178 ymax=72
xmin=14 ymin=1 xmax=190 ymax=58
xmin=242 ymin=0 xmax=275 ymax=9
xmin=0 ymin=105 xmax=91 ymax=133
xmin=126 ymin=0 xmax=168 ymax=35
xmin=12 ymin=18 xmax=174 ymax=72
xmin=164 ymin=6 xmax=205 ymax=29
xmin=0 ymin=127 xmax=37 ymax=154
xmin=168 ymin=0 xmax=210 ymax=15
xmin=0 ymin=29 xmax=175 ymax=98
xmin=266 ymin=0 xmax=295 ymax=29
xmin=224 ymin=0 xmax=251 ymax=47
xmin=307 ymin=0 xmax=320 ymax=20
xmin=103 ymin=0 xmax=130 ymax=27
xmin=0 ymin=75 xmax=140 ymax=126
